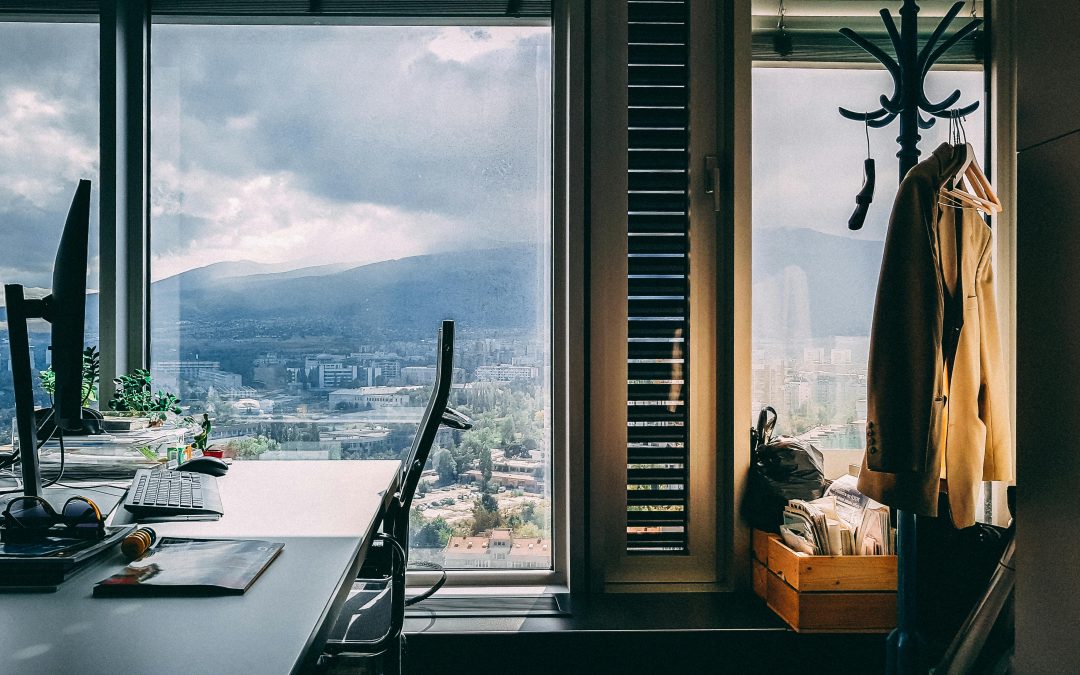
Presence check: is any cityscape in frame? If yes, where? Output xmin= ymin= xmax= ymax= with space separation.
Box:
xmin=0 ymin=324 xmax=552 ymax=570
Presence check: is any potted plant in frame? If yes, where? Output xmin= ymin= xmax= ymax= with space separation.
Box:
xmin=36 ymin=346 xmax=102 ymax=438
xmin=107 ymin=369 xmax=183 ymax=427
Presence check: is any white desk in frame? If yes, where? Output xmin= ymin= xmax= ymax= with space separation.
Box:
xmin=0 ymin=460 xmax=400 ymax=675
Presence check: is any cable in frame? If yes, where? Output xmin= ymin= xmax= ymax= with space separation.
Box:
xmin=41 ymin=427 xmax=66 ymax=489
xmin=0 ymin=409 xmax=56 ymax=472
xmin=406 ymin=560 xmax=448 ymax=607
xmin=0 ymin=414 xmax=66 ymax=494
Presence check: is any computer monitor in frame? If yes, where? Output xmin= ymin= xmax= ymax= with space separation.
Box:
xmin=4 ymin=179 xmax=91 ymax=498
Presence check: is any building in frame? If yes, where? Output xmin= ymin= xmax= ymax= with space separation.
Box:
xmin=442 ymin=528 xmax=551 ymax=569
xmin=328 ymin=386 xmax=413 ymax=409
xmin=474 ymin=364 xmax=539 ymax=382
xmin=319 ymin=427 xmax=393 ymax=459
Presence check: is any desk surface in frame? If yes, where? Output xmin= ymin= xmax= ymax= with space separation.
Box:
xmin=0 ymin=460 xmax=400 ymax=675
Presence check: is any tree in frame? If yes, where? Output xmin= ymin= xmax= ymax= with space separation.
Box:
xmin=411 ymin=515 xmax=452 ymax=548
xmin=417 ymin=479 xmax=432 ymax=497
xmin=471 ymin=497 xmax=502 ymax=535
xmin=433 ymin=447 xmax=457 ymax=484
xmin=479 ymin=448 xmax=493 ymax=484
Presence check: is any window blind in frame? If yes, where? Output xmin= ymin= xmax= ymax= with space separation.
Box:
xmin=626 ymin=0 xmax=689 ymax=556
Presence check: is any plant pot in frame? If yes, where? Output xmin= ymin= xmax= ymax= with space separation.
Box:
xmin=34 ymin=407 xmax=103 ymax=441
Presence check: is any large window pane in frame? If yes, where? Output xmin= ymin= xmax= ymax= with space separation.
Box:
xmin=752 ymin=67 xmax=984 ymax=479
xmin=149 ymin=25 xmax=552 ymax=569
xmin=0 ymin=21 xmax=99 ymax=479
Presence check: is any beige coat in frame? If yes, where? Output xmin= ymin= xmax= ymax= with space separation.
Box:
xmin=858 ymin=143 xmax=1012 ymax=528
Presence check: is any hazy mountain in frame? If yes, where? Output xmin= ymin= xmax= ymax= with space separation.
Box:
xmin=753 ymin=228 xmax=884 ymax=339
xmin=153 ymin=246 xmax=545 ymax=338
xmin=3 ymin=230 xmax=881 ymax=343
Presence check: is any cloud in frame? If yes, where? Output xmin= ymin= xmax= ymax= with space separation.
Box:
xmin=150 ymin=163 xmax=465 ymax=280
xmin=0 ymin=23 xmax=100 ymax=288
xmin=752 ymin=67 xmax=984 ymax=240
xmin=1 ymin=23 xmax=551 ymax=286
xmin=426 ymin=26 xmax=546 ymax=62
xmin=149 ymin=24 xmax=551 ymax=239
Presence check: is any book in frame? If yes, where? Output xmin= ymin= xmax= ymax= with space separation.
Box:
xmin=93 ymin=537 xmax=284 ymax=596
xmin=0 ymin=525 xmax=137 ymax=591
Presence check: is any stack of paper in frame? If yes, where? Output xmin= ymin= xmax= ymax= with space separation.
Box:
xmin=779 ymin=475 xmax=894 ymax=556
xmin=855 ymin=506 xmax=893 ymax=556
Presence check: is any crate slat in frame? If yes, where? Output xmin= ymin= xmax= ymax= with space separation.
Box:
xmin=766 ymin=573 xmax=896 ymax=633
xmin=766 ymin=535 xmax=897 ymax=592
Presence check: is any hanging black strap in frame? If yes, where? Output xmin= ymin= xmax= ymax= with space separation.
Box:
xmin=751 ymin=406 xmax=777 ymax=458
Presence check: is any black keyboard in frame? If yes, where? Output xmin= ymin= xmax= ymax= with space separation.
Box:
xmin=123 ymin=468 xmax=223 ymax=517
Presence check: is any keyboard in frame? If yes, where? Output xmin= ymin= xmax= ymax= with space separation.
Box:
xmin=123 ymin=468 xmax=224 ymax=517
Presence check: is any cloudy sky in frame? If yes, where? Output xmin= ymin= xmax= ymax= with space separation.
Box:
xmin=753 ymin=66 xmax=984 ymax=240
xmin=0 ymin=22 xmax=550 ymax=289
xmin=0 ymin=20 xmax=984 ymax=290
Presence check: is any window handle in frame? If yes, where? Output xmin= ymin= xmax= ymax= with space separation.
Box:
xmin=704 ymin=155 xmax=720 ymax=212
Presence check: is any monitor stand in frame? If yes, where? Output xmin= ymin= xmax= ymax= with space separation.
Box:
xmin=4 ymin=283 xmax=47 ymax=498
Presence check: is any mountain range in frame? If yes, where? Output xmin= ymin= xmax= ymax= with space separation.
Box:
xmin=3 ymin=228 xmax=883 ymax=342
xmin=151 ymin=246 xmax=546 ymax=339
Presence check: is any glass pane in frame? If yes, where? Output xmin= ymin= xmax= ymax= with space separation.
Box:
xmin=751 ymin=67 xmax=984 ymax=479
xmin=149 ymin=25 xmax=552 ymax=570
xmin=0 ymin=22 xmax=99 ymax=478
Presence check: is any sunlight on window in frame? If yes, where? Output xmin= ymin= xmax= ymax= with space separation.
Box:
xmin=149 ymin=24 xmax=553 ymax=570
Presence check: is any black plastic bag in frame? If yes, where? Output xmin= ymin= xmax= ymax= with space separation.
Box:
xmin=741 ymin=406 xmax=829 ymax=532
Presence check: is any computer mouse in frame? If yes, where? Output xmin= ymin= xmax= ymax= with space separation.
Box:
xmin=177 ymin=456 xmax=229 ymax=476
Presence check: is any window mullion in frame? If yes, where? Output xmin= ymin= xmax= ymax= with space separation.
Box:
xmin=99 ymin=0 xmax=151 ymax=403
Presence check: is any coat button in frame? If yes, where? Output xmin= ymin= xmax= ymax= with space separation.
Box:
xmin=868 ymin=446 xmax=877 ymax=454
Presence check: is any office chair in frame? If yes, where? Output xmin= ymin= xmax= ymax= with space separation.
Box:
xmin=319 ymin=320 xmax=472 ymax=674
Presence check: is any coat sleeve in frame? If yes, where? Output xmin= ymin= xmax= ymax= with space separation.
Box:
xmin=977 ymin=239 xmax=1013 ymax=482
xmin=864 ymin=173 xmax=944 ymax=474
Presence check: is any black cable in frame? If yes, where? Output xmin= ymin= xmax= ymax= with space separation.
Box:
xmin=379 ymin=533 xmax=448 ymax=607
xmin=41 ymin=427 xmax=66 ymax=489
xmin=405 ymin=560 xmax=448 ymax=607
xmin=0 ymin=413 xmax=64 ymax=494
xmin=0 ymin=409 xmax=56 ymax=471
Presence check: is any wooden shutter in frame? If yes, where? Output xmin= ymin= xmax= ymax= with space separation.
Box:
xmin=626 ymin=0 xmax=689 ymax=555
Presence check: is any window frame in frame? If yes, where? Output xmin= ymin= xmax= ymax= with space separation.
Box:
xmin=3 ymin=0 xmax=1016 ymax=596
xmin=1 ymin=1 xmax=572 ymax=591
xmin=747 ymin=4 xmax=1013 ymax=527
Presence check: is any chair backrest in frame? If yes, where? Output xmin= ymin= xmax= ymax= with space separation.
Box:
xmin=382 ymin=319 xmax=456 ymax=542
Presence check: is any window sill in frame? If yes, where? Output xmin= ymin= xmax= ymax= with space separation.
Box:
xmin=402 ymin=593 xmax=887 ymax=675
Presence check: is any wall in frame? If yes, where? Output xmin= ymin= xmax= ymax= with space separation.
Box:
xmin=1014 ymin=1 xmax=1080 ymax=671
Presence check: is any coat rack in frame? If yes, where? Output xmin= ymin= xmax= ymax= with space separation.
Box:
xmin=836 ymin=1 xmax=982 ymax=673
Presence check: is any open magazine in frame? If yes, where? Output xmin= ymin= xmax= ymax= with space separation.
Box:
xmin=94 ymin=537 xmax=284 ymax=596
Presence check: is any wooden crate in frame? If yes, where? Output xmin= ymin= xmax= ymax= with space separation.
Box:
xmin=752 ymin=530 xmax=897 ymax=633
xmin=751 ymin=529 xmax=771 ymax=600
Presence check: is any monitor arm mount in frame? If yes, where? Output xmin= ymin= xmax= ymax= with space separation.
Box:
xmin=4 ymin=284 xmax=55 ymax=498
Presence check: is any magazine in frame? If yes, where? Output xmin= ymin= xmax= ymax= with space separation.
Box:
xmin=94 ymin=537 xmax=284 ymax=596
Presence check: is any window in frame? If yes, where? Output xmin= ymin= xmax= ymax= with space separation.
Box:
xmin=148 ymin=23 xmax=553 ymax=570
xmin=751 ymin=66 xmax=985 ymax=480
xmin=0 ymin=20 xmax=99 ymax=469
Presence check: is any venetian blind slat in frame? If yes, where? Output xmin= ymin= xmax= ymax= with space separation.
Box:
xmin=625 ymin=0 xmax=689 ymax=559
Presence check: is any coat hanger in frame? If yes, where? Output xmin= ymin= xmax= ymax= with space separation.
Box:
xmin=939 ymin=114 xmax=1002 ymax=215
xmin=848 ymin=119 xmax=876 ymax=230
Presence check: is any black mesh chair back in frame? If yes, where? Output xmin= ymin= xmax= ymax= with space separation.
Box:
xmin=321 ymin=320 xmax=471 ymax=674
